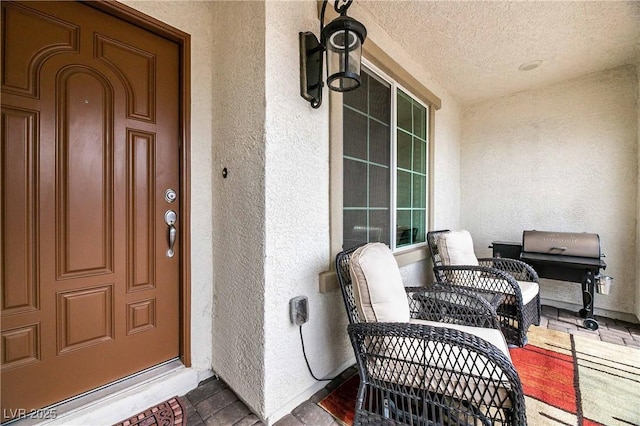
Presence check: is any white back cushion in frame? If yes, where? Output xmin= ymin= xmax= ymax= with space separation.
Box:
xmin=349 ymin=243 xmax=411 ymax=323
xmin=437 ymin=230 xmax=479 ymax=266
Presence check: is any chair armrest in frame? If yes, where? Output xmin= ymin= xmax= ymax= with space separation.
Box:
xmin=478 ymin=257 xmax=539 ymax=282
xmin=433 ymin=265 xmax=523 ymax=303
xmin=347 ymin=322 xmax=526 ymax=425
xmin=405 ymin=285 xmax=500 ymax=329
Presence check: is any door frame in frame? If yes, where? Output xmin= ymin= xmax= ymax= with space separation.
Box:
xmin=86 ymin=0 xmax=192 ymax=367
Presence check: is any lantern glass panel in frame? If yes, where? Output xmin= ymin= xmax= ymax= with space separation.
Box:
xmin=326 ymin=28 xmax=362 ymax=92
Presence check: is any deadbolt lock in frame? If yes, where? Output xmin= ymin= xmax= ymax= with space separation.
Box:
xmin=165 ymin=189 xmax=177 ymax=203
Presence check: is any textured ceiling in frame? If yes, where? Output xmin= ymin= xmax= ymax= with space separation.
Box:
xmin=357 ymin=1 xmax=640 ymax=105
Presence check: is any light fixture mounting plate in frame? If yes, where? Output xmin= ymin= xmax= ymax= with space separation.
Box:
xmin=299 ymin=31 xmax=323 ymax=108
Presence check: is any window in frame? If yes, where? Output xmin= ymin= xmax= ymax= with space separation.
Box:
xmin=342 ymin=64 xmax=428 ymax=251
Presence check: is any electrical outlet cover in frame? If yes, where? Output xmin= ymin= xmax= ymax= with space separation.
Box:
xmin=290 ymin=296 xmax=308 ymax=325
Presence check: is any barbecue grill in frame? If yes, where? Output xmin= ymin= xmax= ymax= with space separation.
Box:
xmin=493 ymin=231 xmax=607 ymax=330
xmin=521 ymin=231 xmax=607 ymax=330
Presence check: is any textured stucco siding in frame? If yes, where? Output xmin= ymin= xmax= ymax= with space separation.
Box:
xmin=432 ymin=100 xmax=463 ymax=230
xmin=461 ymin=66 xmax=638 ymax=318
xmin=637 ymin=63 xmax=640 ymax=320
xmin=120 ymin=0 xmax=215 ymax=376
xmin=262 ymin=1 xmax=347 ymax=421
xmin=210 ymin=1 xmax=268 ymax=415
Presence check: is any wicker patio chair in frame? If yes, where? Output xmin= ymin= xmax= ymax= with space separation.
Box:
xmin=427 ymin=229 xmax=541 ymax=347
xmin=336 ymin=243 xmax=526 ymax=426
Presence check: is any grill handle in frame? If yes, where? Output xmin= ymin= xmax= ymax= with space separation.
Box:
xmin=550 ymin=246 xmax=567 ymax=252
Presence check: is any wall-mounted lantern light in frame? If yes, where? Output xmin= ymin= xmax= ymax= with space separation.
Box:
xmin=299 ymin=0 xmax=367 ymax=108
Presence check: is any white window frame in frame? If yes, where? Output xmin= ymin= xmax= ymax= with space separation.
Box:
xmin=341 ymin=59 xmax=430 ymax=253
xmin=320 ymin=40 xmax=440 ymax=293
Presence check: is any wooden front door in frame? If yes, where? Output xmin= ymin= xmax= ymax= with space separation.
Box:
xmin=1 ymin=1 xmax=182 ymax=419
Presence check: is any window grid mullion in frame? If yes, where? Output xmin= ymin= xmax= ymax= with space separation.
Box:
xmin=390 ymin=82 xmax=398 ymax=250
xmin=344 ymin=155 xmax=389 ymax=169
xmin=366 ymin=81 xmax=371 ymax=242
xmin=344 ymin=104 xmax=390 ymax=129
xmin=410 ymin=96 xmax=415 ymax=245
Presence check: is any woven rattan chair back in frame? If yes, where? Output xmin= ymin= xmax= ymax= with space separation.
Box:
xmin=335 ymin=242 xmax=527 ymax=425
xmin=335 ymin=244 xmax=366 ymax=325
xmin=426 ymin=229 xmax=540 ymax=347
xmin=426 ymin=229 xmax=450 ymax=267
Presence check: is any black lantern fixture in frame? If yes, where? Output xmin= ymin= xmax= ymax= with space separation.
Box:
xmin=299 ymin=0 xmax=367 ymax=108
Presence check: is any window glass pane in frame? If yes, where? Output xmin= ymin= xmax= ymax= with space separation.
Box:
xmin=396 ymin=88 xmax=428 ymax=248
xmin=369 ymin=120 xmax=390 ymax=166
xmin=397 ymin=92 xmax=412 ymax=132
xmin=343 ymin=158 xmax=367 ymax=207
xmin=369 ymin=165 xmax=389 ymax=208
xmin=343 ymin=68 xmax=392 ymax=248
xmin=413 ymin=138 xmax=426 ymax=174
xmin=397 ymin=130 xmax=412 ymax=170
xmin=343 ymin=109 xmax=367 ymax=159
xmin=370 ymin=210 xmax=390 ymax=245
xmin=369 ymin=75 xmax=391 ymax=124
xmin=344 ymin=72 xmax=368 ymax=112
xmin=343 ymin=67 xmax=429 ymax=251
xmin=396 ymin=210 xmax=412 ymax=247
xmin=344 ymin=210 xmax=367 ymax=249
xmin=413 ymin=102 xmax=426 ymax=139
xmin=397 ymin=171 xmax=411 ymax=208
xmin=412 ymin=174 xmax=426 ymax=209
xmin=412 ymin=210 xmax=426 ymax=244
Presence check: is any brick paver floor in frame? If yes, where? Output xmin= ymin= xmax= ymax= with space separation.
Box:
xmin=179 ymin=305 xmax=640 ymax=425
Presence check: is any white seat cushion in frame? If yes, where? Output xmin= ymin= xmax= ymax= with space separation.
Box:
xmin=349 ymin=243 xmax=411 ymax=323
xmin=516 ymin=280 xmax=539 ymax=304
xmin=367 ymin=320 xmax=513 ymax=407
xmin=437 ymin=230 xmax=479 ymax=266
xmin=470 ymin=278 xmax=539 ymax=305
xmin=410 ymin=319 xmax=511 ymax=360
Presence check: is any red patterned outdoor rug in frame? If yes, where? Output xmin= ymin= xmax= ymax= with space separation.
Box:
xmin=511 ymin=326 xmax=639 ymax=425
xmin=319 ymin=326 xmax=640 ymax=425
xmin=114 ymin=396 xmax=186 ymax=426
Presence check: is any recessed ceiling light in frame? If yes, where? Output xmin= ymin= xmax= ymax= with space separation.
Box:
xmin=519 ymin=60 xmax=543 ymax=71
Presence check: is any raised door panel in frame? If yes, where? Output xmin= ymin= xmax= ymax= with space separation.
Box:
xmin=1 ymin=2 xmax=79 ymax=97
xmin=56 ymin=285 xmax=114 ymax=354
xmin=95 ymin=35 xmax=156 ymax=122
xmin=1 ymin=107 xmax=39 ymax=315
xmin=56 ymin=68 xmax=114 ymax=279
xmin=1 ymin=324 xmax=40 ymax=371
xmin=127 ymin=130 xmax=155 ymax=292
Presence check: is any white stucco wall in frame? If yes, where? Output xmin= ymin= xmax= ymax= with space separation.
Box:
xmin=120 ymin=0 xmax=215 ymax=376
xmin=262 ymin=1 xmax=346 ymax=421
xmin=637 ymin=63 xmax=640 ymax=320
xmin=210 ymin=0 xmax=268 ymax=415
xmin=461 ymin=66 xmax=638 ymax=319
xmin=432 ymin=99 xmax=463 ymax=230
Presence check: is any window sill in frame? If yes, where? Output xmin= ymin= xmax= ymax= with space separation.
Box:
xmin=319 ymin=245 xmax=430 ymax=293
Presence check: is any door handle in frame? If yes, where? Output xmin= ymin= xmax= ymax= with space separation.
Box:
xmin=165 ymin=210 xmax=177 ymax=258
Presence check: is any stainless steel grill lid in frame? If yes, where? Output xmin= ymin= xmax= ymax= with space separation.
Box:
xmin=522 ymin=231 xmax=601 ymax=258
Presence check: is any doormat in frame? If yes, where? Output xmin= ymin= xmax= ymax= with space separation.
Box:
xmin=318 ymin=326 xmax=640 ymax=425
xmin=114 ymin=396 xmax=186 ymax=426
